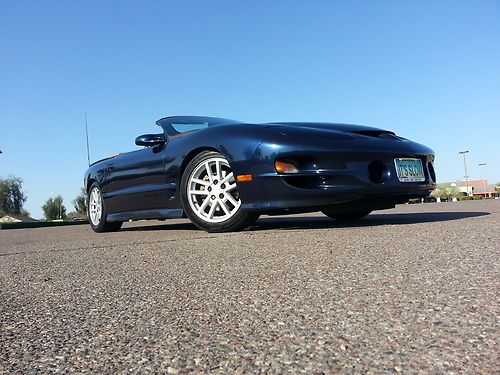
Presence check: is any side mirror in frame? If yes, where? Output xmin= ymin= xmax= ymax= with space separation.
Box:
xmin=135 ymin=134 xmax=166 ymax=147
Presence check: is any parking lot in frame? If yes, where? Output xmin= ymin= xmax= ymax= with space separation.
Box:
xmin=1 ymin=200 xmax=498 ymax=374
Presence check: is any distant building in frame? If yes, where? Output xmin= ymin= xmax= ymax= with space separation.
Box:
xmin=431 ymin=179 xmax=499 ymax=201
xmin=0 ymin=214 xmax=38 ymax=223
xmin=456 ymin=179 xmax=497 ymax=198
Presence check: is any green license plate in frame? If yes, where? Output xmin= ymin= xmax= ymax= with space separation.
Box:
xmin=394 ymin=158 xmax=425 ymax=182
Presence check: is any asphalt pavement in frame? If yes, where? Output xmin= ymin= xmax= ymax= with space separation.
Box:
xmin=1 ymin=200 xmax=499 ymax=374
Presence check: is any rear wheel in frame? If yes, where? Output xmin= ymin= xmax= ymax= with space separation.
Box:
xmin=180 ymin=151 xmax=259 ymax=232
xmin=88 ymin=183 xmax=123 ymax=232
xmin=321 ymin=210 xmax=372 ymax=222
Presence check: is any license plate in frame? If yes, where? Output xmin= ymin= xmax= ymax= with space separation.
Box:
xmin=394 ymin=158 xmax=425 ymax=182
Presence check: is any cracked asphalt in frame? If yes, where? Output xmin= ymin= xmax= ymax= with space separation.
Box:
xmin=1 ymin=200 xmax=499 ymax=374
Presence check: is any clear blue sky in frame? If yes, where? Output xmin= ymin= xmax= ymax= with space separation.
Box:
xmin=1 ymin=1 xmax=499 ymax=219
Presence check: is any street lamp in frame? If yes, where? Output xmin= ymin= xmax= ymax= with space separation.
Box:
xmin=459 ymin=151 xmax=470 ymax=196
xmin=478 ymin=163 xmax=487 ymax=197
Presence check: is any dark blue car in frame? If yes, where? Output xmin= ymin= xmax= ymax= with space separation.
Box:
xmin=84 ymin=116 xmax=436 ymax=232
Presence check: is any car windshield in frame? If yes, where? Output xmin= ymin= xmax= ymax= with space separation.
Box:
xmin=171 ymin=122 xmax=210 ymax=134
xmin=157 ymin=116 xmax=241 ymax=136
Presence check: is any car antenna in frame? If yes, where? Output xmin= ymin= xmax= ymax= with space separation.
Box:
xmin=85 ymin=112 xmax=91 ymax=166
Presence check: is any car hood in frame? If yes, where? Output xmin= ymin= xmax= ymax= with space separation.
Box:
xmin=260 ymin=122 xmax=400 ymax=141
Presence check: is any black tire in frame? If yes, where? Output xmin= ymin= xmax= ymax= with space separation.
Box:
xmin=87 ymin=182 xmax=123 ymax=233
xmin=180 ymin=151 xmax=259 ymax=232
xmin=321 ymin=210 xmax=372 ymax=222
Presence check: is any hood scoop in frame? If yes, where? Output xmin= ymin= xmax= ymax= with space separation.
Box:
xmin=269 ymin=125 xmax=354 ymax=140
xmin=352 ymin=130 xmax=401 ymax=140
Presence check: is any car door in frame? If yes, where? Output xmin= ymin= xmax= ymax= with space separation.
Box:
xmin=102 ymin=143 xmax=171 ymax=214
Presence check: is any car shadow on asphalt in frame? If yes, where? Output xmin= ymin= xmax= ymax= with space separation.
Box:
xmin=120 ymin=211 xmax=490 ymax=232
xmin=250 ymin=211 xmax=490 ymax=231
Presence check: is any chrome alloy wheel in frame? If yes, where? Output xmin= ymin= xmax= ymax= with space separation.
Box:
xmin=89 ymin=187 xmax=103 ymax=226
xmin=187 ymin=157 xmax=241 ymax=223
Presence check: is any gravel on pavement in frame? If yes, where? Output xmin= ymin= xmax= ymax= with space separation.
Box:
xmin=1 ymin=200 xmax=499 ymax=374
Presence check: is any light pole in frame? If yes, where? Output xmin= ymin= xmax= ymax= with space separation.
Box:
xmin=478 ymin=163 xmax=487 ymax=197
xmin=51 ymin=192 xmax=62 ymax=220
xmin=459 ymin=151 xmax=470 ymax=196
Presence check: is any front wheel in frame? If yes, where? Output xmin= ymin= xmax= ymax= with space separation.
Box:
xmin=321 ymin=210 xmax=372 ymax=222
xmin=180 ymin=151 xmax=259 ymax=232
xmin=87 ymin=183 xmax=123 ymax=233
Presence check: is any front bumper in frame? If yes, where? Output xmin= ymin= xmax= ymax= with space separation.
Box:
xmin=236 ymin=145 xmax=436 ymax=212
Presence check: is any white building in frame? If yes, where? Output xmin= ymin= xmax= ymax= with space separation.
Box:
xmin=0 ymin=214 xmax=38 ymax=223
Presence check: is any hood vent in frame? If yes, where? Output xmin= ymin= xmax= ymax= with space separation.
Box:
xmin=353 ymin=130 xmax=401 ymax=140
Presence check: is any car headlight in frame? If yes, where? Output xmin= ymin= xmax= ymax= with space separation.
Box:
xmin=275 ymin=160 xmax=299 ymax=174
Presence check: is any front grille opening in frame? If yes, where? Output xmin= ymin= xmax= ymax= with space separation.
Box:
xmin=368 ymin=161 xmax=389 ymax=184
xmin=428 ymin=162 xmax=436 ymax=182
xmin=284 ymin=175 xmax=357 ymax=189
xmin=284 ymin=176 xmax=322 ymax=189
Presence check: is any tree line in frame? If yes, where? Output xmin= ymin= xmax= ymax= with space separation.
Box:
xmin=0 ymin=176 xmax=87 ymax=221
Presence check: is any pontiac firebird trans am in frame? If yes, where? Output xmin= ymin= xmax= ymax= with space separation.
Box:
xmin=84 ymin=116 xmax=436 ymax=233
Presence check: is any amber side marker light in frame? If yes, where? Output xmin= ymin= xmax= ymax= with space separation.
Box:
xmin=275 ymin=160 xmax=299 ymax=174
xmin=236 ymin=174 xmax=253 ymax=182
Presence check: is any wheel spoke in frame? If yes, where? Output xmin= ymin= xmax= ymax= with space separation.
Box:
xmin=225 ymin=193 xmax=239 ymax=208
xmin=205 ymin=162 xmax=214 ymax=183
xmin=197 ymin=196 xmax=211 ymax=213
xmin=190 ymin=189 xmax=208 ymax=196
xmin=219 ymin=199 xmax=230 ymax=215
xmin=221 ymin=172 xmax=234 ymax=184
xmin=191 ymin=178 xmax=210 ymax=186
xmin=208 ymin=200 xmax=218 ymax=219
xmin=215 ymin=160 xmax=221 ymax=180
xmin=225 ymin=182 xmax=237 ymax=192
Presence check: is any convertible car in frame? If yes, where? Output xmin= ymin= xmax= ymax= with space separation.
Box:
xmin=84 ymin=116 xmax=436 ymax=233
